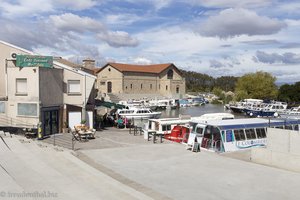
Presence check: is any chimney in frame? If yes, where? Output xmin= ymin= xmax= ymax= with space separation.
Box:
xmin=82 ymin=58 xmax=95 ymax=69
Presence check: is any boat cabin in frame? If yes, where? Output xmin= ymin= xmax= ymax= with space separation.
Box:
xmin=187 ymin=118 xmax=300 ymax=153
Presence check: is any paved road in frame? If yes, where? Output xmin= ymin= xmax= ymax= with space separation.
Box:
xmin=80 ymin=143 xmax=300 ymax=200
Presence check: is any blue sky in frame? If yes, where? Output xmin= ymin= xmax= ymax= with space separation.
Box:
xmin=0 ymin=0 xmax=300 ymax=82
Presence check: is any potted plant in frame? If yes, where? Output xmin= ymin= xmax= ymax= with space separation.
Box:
xmin=81 ymin=119 xmax=87 ymax=126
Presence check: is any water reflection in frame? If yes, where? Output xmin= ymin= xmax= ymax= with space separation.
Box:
xmin=161 ymin=104 xmax=230 ymax=118
xmin=133 ymin=104 xmax=245 ymax=127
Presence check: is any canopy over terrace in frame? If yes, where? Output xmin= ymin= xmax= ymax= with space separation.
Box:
xmin=95 ymin=99 xmax=126 ymax=109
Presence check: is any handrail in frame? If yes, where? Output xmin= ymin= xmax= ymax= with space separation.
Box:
xmin=0 ymin=114 xmax=37 ymax=129
xmin=0 ymin=135 xmax=11 ymax=151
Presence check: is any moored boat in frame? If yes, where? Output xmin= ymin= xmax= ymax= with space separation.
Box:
xmin=185 ymin=118 xmax=299 ymax=153
xmin=117 ymin=107 xmax=161 ymax=119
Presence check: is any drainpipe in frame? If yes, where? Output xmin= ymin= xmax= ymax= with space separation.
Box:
xmin=82 ymin=74 xmax=86 ymax=123
xmin=5 ymin=59 xmax=8 ymax=99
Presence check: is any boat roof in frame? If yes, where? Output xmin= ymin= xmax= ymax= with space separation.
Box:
xmin=148 ymin=118 xmax=191 ymax=125
xmin=192 ymin=118 xmax=300 ymax=130
xmin=191 ymin=113 xmax=234 ymax=122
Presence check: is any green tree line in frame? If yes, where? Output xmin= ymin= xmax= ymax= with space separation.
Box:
xmin=181 ymin=69 xmax=300 ymax=104
xmin=180 ymin=70 xmax=238 ymax=92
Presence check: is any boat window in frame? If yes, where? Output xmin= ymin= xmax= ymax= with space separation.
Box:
xmin=275 ymin=126 xmax=284 ymax=129
xmin=256 ymin=128 xmax=266 ymax=138
xmin=155 ymin=122 xmax=159 ymax=131
xmin=162 ymin=125 xmax=172 ymax=131
xmin=285 ymin=125 xmax=293 ymax=130
xmin=294 ymin=125 xmax=299 ymax=131
xmin=137 ymin=110 xmax=142 ymax=113
xmin=245 ymin=129 xmax=256 ymax=140
xmin=225 ymin=130 xmax=233 ymax=142
xmin=196 ymin=127 xmax=203 ymax=135
xmin=234 ymin=129 xmax=246 ymax=141
xmin=190 ymin=122 xmax=198 ymax=133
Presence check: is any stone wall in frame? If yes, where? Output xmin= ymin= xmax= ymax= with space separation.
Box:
xmin=251 ymin=128 xmax=300 ymax=172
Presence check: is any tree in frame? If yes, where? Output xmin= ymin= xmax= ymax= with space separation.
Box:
xmin=278 ymin=82 xmax=300 ymax=103
xmin=235 ymin=71 xmax=278 ymax=100
xmin=212 ymin=87 xmax=222 ymax=97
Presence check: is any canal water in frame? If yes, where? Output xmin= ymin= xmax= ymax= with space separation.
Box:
xmin=160 ymin=104 xmax=238 ymax=118
xmin=134 ymin=104 xmax=244 ymax=127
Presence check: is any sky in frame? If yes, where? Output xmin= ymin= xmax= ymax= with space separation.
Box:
xmin=0 ymin=0 xmax=300 ymax=83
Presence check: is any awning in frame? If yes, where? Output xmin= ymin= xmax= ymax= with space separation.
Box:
xmin=95 ymin=99 xmax=126 ymax=109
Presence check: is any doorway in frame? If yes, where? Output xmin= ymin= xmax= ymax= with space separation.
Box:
xmin=107 ymin=81 xmax=112 ymax=93
xmin=42 ymin=108 xmax=59 ymax=136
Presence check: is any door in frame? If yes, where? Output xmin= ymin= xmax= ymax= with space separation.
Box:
xmin=68 ymin=112 xmax=82 ymax=131
xmin=43 ymin=110 xmax=59 ymax=135
xmin=107 ymin=81 xmax=112 ymax=93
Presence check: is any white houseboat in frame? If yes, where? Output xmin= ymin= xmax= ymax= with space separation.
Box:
xmin=186 ymin=118 xmax=300 ymax=153
xmin=143 ymin=113 xmax=234 ymax=140
xmin=117 ymin=107 xmax=161 ymax=119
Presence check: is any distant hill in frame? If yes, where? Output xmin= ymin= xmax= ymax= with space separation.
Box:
xmin=180 ymin=70 xmax=238 ymax=92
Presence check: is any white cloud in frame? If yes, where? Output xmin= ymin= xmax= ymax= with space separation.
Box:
xmin=254 ymin=51 xmax=300 ymax=64
xmin=152 ymin=0 xmax=172 ymax=10
xmin=97 ymin=31 xmax=139 ymax=48
xmin=0 ymin=0 xmax=98 ymax=18
xmin=53 ymin=0 xmax=97 ymax=10
xmin=188 ymin=0 xmax=272 ymax=8
xmin=0 ymin=0 xmax=53 ymax=17
xmin=105 ymin=14 xmax=141 ymax=26
xmin=49 ymin=13 xmax=105 ymax=33
xmin=198 ymin=8 xmax=286 ymax=38
xmin=131 ymin=57 xmax=153 ymax=65
xmin=49 ymin=13 xmax=139 ymax=48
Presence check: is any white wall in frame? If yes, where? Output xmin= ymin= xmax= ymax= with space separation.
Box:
xmin=251 ymin=128 xmax=300 ymax=172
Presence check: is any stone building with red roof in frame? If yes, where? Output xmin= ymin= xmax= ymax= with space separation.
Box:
xmin=95 ymin=62 xmax=186 ymax=99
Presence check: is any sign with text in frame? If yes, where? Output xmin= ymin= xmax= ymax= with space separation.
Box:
xmin=16 ymin=55 xmax=53 ymax=68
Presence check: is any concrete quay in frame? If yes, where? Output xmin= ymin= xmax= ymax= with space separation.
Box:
xmin=1 ymin=128 xmax=300 ymax=200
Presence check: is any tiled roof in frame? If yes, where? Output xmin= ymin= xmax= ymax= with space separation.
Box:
xmin=55 ymin=58 xmax=82 ymax=69
xmin=102 ymin=62 xmax=174 ymax=74
xmin=55 ymin=58 xmax=98 ymax=75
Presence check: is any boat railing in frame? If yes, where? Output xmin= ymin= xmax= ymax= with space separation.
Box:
xmin=212 ymin=140 xmax=222 ymax=152
xmin=201 ymin=138 xmax=211 ymax=149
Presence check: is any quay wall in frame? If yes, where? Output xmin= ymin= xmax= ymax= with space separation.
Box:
xmin=251 ymin=128 xmax=300 ymax=172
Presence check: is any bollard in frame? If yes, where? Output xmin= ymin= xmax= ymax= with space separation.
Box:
xmin=160 ymin=134 xmax=163 ymax=143
xmin=153 ymin=133 xmax=156 ymax=143
xmin=37 ymin=122 xmax=43 ymax=140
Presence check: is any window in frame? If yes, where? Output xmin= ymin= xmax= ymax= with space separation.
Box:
xmin=17 ymin=103 xmax=37 ymax=116
xmin=285 ymin=125 xmax=293 ymax=130
xmin=141 ymin=84 xmax=143 ymax=89
xmin=0 ymin=102 xmax=5 ymax=113
xmin=162 ymin=125 xmax=171 ymax=131
xmin=108 ymin=68 xmax=111 ymax=72
xmin=226 ymin=130 xmax=233 ymax=142
xmin=166 ymin=85 xmax=168 ymax=90
xmin=167 ymin=69 xmax=173 ymax=79
xmin=159 ymin=84 xmax=160 ymax=89
xmin=130 ymin=84 xmax=133 ymax=89
xmin=234 ymin=129 xmax=246 ymax=141
xmin=125 ymin=86 xmax=128 ymax=90
xmin=196 ymin=127 xmax=203 ymax=134
xmin=245 ymin=129 xmax=256 ymax=140
xmin=256 ymin=128 xmax=266 ymax=138
xmin=176 ymin=85 xmax=179 ymax=94
xmin=68 ymin=80 xmax=80 ymax=94
xmin=150 ymin=84 xmax=152 ymax=89
xmin=16 ymin=78 xmax=27 ymax=95
xmin=100 ymin=81 xmax=105 ymax=85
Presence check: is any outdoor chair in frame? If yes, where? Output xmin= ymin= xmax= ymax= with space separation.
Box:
xmin=71 ymin=130 xmax=82 ymax=142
